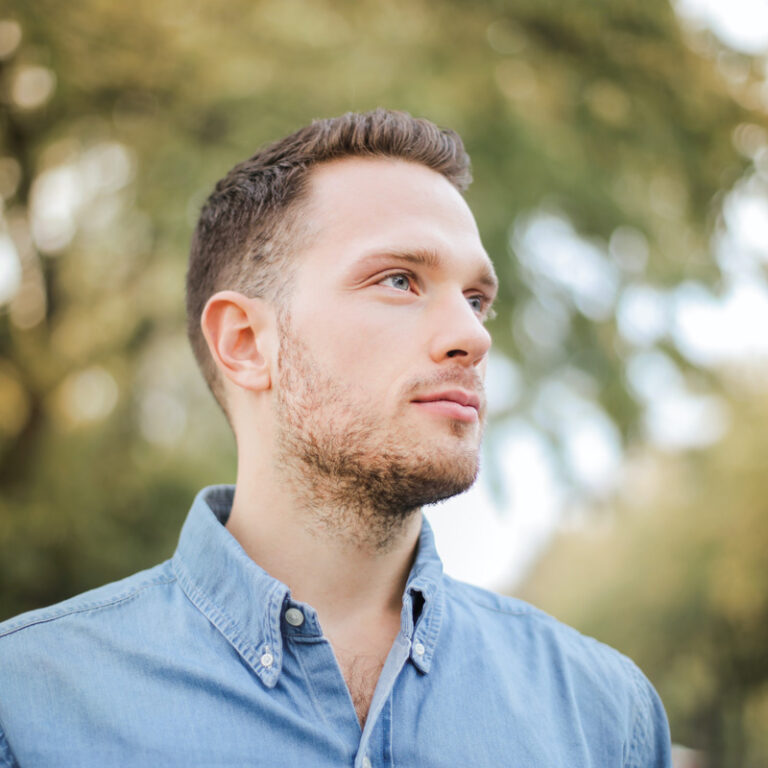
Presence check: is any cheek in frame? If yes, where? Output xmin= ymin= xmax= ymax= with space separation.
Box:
xmin=306 ymin=309 xmax=416 ymax=387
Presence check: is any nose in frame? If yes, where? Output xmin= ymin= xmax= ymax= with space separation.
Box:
xmin=428 ymin=292 xmax=492 ymax=367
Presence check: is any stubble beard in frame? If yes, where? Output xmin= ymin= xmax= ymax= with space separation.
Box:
xmin=273 ymin=315 xmax=484 ymax=551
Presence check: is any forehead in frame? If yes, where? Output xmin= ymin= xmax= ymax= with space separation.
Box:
xmin=297 ymin=157 xmax=495 ymax=282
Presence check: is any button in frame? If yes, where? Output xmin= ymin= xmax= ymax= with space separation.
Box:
xmin=362 ymin=757 xmax=372 ymax=768
xmin=285 ymin=608 xmax=305 ymax=627
xmin=413 ymin=641 xmax=425 ymax=656
xmin=260 ymin=652 xmax=274 ymax=668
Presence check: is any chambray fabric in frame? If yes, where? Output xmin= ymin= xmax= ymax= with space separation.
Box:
xmin=0 ymin=486 xmax=671 ymax=767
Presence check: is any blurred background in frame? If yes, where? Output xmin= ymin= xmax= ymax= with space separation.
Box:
xmin=1 ymin=0 xmax=767 ymax=764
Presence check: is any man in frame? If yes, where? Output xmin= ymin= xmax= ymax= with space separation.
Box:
xmin=0 ymin=110 xmax=671 ymax=766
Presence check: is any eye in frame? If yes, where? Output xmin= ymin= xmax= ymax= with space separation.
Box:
xmin=467 ymin=295 xmax=485 ymax=313
xmin=466 ymin=294 xmax=495 ymax=319
xmin=378 ymin=273 xmax=414 ymax=292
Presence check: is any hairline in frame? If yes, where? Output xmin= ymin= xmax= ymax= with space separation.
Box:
xmin=256 ymin=155 xmax=469 ymax=301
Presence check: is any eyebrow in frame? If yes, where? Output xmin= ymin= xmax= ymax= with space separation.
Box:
xmin=369 ymin=247 xmax=499 ymax=294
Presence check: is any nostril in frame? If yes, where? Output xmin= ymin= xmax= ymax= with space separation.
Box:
xmin=446 ymin=349 xmax=467 ymax=358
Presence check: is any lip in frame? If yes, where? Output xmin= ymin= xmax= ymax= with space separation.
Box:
xmin=411 ymin=389 xmax=482 ymax=422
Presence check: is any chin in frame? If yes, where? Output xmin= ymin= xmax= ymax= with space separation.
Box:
xmin=411 ymin=447 xmax=481 ymax=499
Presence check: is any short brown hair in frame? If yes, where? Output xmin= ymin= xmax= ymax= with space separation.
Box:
xmin=186 ymin=108 xmax=472 ymax=410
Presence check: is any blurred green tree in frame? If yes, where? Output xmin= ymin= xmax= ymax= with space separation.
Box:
xmin=0 ymin=0 xmax=765 ymax=628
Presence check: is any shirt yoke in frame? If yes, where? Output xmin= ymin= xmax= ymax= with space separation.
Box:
xmin=0 ymin=561 xmax=176 ymax=641
xmin=442 ymin=574 xmax=640 ymax=679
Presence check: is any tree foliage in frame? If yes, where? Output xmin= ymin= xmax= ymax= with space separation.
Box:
xmin=0 ymin=3 xmax=766 ymax=728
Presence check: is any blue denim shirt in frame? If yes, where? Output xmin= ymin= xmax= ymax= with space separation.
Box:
xmin=0 ymin=486 xmax=671 ymax=767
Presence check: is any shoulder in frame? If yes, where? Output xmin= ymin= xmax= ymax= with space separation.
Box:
xmin=0 ymin=560 xmax=176 ymax=643
xmin=0 ymin=561 xmax=182 ymax=740
xmin=0 ymin=562 xmax=183 ymax=766
xmin=442 ymin=576 xmax=672 ymax=764
xmin=444 ymin=574 xmax=627 ymax=666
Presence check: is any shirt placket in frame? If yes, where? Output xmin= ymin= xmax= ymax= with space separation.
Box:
xmin=353 ymin=631 xmax=412 ymax=768
xmin=280 ymin=586 xmax=432 ymax=768
xmin=282 ymin=599 xmax=362 ymax=749
xmin=352 ymin=581 xmax=441 ymax=768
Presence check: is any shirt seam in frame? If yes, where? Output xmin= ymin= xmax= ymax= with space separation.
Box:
xmin=289 ymin=634 xmax=326 ymax=644
xmin=0 ymin=574 xmax=177 ymax=640
xmin=172 ymin=553 xmax=266 ymax=674
xmin=442 ymin=577 xmax=537 ymax=618
xmin=624 ymin=658 xmax=650 ymax=768
xmin=459 ymin=595 xmax=537 ymax=618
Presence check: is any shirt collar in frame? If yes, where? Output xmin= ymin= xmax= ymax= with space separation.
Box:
xmin=172 ymin=485 xmax=445 ymax=686
xmin=401 ymin=514 xmax=445 ymax=673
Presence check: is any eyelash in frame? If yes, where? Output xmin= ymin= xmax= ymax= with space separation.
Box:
xmin=377 ymin=271 xmax=495 ymax=320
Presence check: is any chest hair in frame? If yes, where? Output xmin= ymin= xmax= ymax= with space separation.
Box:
xmin=337 ymin=651 xmax=387 ymax=727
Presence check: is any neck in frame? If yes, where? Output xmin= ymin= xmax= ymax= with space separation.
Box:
xmin=227 ymin=458 xmax=423 ymax=629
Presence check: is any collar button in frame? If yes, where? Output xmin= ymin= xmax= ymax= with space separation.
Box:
xmin=285 ymin=607 xmax=305 ymax=627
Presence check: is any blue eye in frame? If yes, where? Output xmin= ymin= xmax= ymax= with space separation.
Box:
xmin=467 ymin=295 xmax=484 ymax=313
xmin=380 ymin=273 xmax=412 ymax=291
xmin=467 ymin=295 xmax=496 ymax=321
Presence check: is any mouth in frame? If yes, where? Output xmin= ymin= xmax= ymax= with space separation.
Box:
xmin=411 ymin=389 xmax=482 ymax=423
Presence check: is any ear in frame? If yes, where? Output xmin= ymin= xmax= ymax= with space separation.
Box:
xmin=201 ymin=291 xmax=276 ymax=393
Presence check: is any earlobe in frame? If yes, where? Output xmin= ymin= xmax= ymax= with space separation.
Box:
xmin=201 ymin=291 xmax=275 ymax=393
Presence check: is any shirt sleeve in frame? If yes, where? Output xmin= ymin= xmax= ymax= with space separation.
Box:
xmin=0 ymin=725 xmax=19 ymax=768
xmin=624 ymin=660 xmax=673 ymax=768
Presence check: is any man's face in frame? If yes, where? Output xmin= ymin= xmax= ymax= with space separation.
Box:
xmin=272 ymin=158 xmax=497 ymax=540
